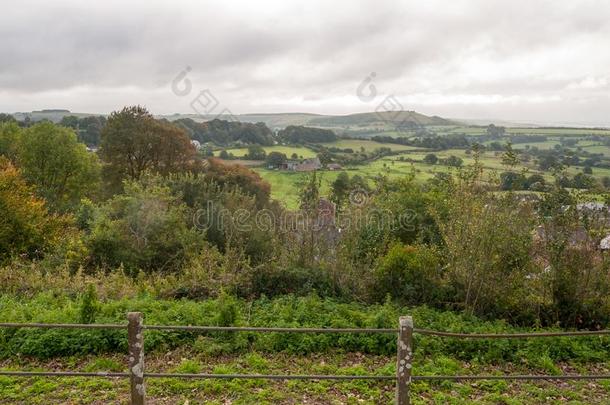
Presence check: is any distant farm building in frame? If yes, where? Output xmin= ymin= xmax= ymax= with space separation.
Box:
xmin=279 ymin=157 xmax=322 ymax=172
xmin=327 ymin=163 xmax=342 ymax=170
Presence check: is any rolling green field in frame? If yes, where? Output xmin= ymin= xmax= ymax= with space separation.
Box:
xmin=256 ymin=156 xmax=452 ymax=208
xmin=209 ymin=127 xmax=610 ymax=208
xmin=432 ymin=125 xmax=610 ymax=137
xmin=215 ymin=145 xmax=318 ymax=158
xmin=320 ymin=139 xmax=418 ymax=152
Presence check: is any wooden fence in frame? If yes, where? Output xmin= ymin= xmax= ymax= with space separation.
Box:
xmin=2 ymin=313 xmax=610 ymax=404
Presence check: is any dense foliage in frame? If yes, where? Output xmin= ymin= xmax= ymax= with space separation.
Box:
xmin=175 ymin=118 xmax=274 ymax=146
xmin=100 ymin=106 xmax=197 ymax=193
xmin=2 ymin=293 xmax=610 ymax=366
xmin=2 ymin=107 xmax=610 ymax=338
xmin=278 ymin=125 xmax=337 ymax=143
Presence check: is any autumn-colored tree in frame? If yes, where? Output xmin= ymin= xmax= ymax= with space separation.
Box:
xmin=0 ymin=158 xmax=64 ymax=263
xmin=100 ymin=106 xmax=196 ymax=193
xmin=204 ymin=158 xmax=271 ymax=207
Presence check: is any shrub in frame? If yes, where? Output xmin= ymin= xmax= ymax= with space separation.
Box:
xmin=373 ymin=244 xmax=443 ymax=305
xmin=80 ymin=284 xmax=100 ymax=324
xmin=86 ymin=179 xmax=203 ymax=274
xmin=435 ymin=166 xmax=537 ymax=320
xmin=250 ymin=265 xmax=336 ymax=298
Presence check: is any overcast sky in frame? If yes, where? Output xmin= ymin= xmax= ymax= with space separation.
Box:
xmin=1 ymin=0 xmax=609 ymax=125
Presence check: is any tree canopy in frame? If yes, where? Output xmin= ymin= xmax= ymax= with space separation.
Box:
xmin=17 ymin=122 xmax=100 ymax=211
xmin=100 ymin=106 xmax=197 ymax=192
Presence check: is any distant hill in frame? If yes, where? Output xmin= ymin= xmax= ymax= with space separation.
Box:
xmin=161 ymin=110 xmax=457 ymax=129
xmin=7 ymin=109 xmax=457 ymax=129
xmin=307 ymin=111 xmax=456 ymax=127
xmin=12 ymin=110 xmax=100 ymax=123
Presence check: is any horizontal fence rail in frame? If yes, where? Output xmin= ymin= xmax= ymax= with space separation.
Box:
xmin=143 ymin=325 xmax=398 ymax=333
xmin=2 ymin=371 xmax=610 ymax=381
xmin=2 ymin=316 xmax=610 ymax=404
xmin=414 ymin=328 xmax=610 ymax=338
xmin=4 ymin=322 xmax=610 ymax=337
xmin=0 ymin=322 xmax=126 ymax=329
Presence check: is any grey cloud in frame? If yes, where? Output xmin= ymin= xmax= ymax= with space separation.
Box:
xmin=0 ymin=0 xmax=609 ymax=124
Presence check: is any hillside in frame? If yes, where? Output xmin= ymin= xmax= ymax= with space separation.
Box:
xmin=307 ymin=110 xmax=456 ymax=127
xmin=163 ymin=111 xmax=457 ymax=129
xmin=8 ymin=110 xmax=457 ymax=129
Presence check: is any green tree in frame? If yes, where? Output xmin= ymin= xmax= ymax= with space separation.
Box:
xmin=423 ymin=153 xmax=438 ymax=165
xmin=277 ymin=125 xmax=336 ymax=143
xmin=244 ymin=145 xmax=266 ymax=160
xmin=486 ymin=124 xmax=505 ymax=138
xmin=329 ymin=171 xmax=351 ymax=209
xmin=298 ymin=171 xmax=321 ymax=211
xmin=538 ymin=154 xmax=560 ymax=171
xmin=501 ymin=142 xmax=519 ymax=168
xmin=87 ymin=178 xmax=202 ymax=274
xmin=444 ymin=155 xmax=463 ymax=167
xmin=17 ymin=122 xmax=100 ymax=211
xmin=59 ymin=115 xmax=79 ymax=129
xmin=500 ymin=171 xmax=526 ymax=190
xmin=0 ymin=122 xmax=22 ymax=161
xmin=297 ymin=172 xmax=321 ymax=266
xmin=100 ymin=106 xmax=196 ymax=193
xmin=0 ymin=113 xmax=17 ymax=124
xmin=435 ymin=167 xmax=536 ymax=318
xmin=572 ymin=173 xmax=594 ymax=189
xmin=266 ymin=151 xmax=287 ymax=167
xmin=317 ymin=149 xmax=333 ymax=165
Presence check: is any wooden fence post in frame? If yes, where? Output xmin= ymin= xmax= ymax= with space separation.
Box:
xmin=128 ymin=312 xmax=145 ymax=405
xmin=396 ymin=316 xmax=413 ymax=405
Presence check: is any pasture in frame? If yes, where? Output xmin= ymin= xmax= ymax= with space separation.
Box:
xmin=210 ymin=126 xmax=610 ymax=208
xmin=214 ymin=145 xmax=318 ymax=158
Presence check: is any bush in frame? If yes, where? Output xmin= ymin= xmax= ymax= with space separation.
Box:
xmin=86 ymin=179 xmax=202 ymax=274
xmin=80 ymin=284 xmax=99 ymax=324
xmin=250 ymin=266 xmax=336 ymax=298
xmin=373 ymin=244 xmax=443 ymax=305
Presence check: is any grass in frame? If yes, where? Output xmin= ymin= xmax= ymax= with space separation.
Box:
xmin=214 ymin=145 xmax=318 ymax=159
xmin=3 ymin=293 xmax=610 ymax=364
xmin=255 ymin=161 xmax=447 ymax=208
xmin=256 ymin=148 xmax=534 ymax=208
xmin=254 ymin=140 xmax=610 ymax=208
xmin=211 ymin=130 xmax=609 ymax=210
xmin=3 ymin=293 xmax=610 ymax=402
xmin=320 ymin=139 xmax=419 ymax=152
xmin=2 ymin=350 xmax=610 ymax=403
